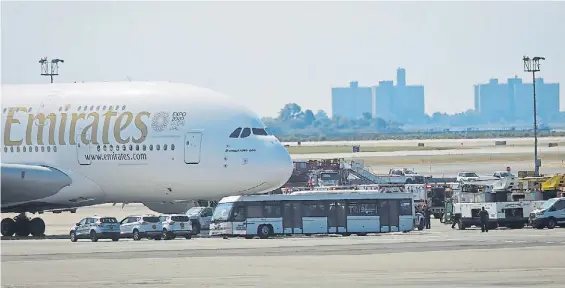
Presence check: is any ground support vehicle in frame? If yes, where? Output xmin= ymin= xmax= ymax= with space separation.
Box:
xmin=209 ymin=190 xmax=416 ymax=239
xmin=529 ymin=197 xmax=565 ymax=229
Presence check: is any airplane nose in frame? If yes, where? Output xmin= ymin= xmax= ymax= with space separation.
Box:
xmin=265 ymin=139 xmax=293 ymax=188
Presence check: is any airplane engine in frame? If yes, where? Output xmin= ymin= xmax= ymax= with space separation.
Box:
xmin=143 ymin=202 xmax=197 ymax=214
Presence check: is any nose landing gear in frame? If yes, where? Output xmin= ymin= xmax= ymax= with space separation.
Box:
xmin=1 ymin=213 xmax=46 ymax=237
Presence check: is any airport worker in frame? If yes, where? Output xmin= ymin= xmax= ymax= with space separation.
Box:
xmin=479 ymin=207 xmax=489 ymax=232
xmin=424 ymin=206 xmax=432 ymax=229
xmin=451 ymin=213 xmax=460 ymax=229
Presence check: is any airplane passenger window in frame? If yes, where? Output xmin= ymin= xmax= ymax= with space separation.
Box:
xmin=164 ymin=144 xmax=168 ymax=151
xmin=252 ymin=128 xmax=268 ymax=136
xmin=47 ymin=146 xmax=51 ymax=152
xmin=3 ymin=147 xmax=7 ymax=153
xmin=103 ymin=106 xmax=107 ymax=110
xmin=122 ymin=105 xmax=126 ymax=110
xmin=103 ymin=145 xmax=107 ymax=151
xmin=35 ymin=147 xmax=38 ymax=152
xmin=143 ymin=145 xmax=146 ymax=151
xmin=41 ymin=146 xmax=45 ymax=152
xmin=229 ymin=128 xmax=242 ymax=138
xmin=136 ymin=145 xmax=139 ymax=151
xmin=149 ymin=144 xmax=153 ymax=151
xmin=171 ymin=144 xmax=175 ymax=151
xmin=59 ymin=107 xmax=62 ymax=112
xmin=10 ymin=147 xmax=13 ymax=152
xmin=53 ymin=146 xmax=57 ymax=152
xmin=16 ymin=147 xmax=20 ymax=152
xmin=240 ymin=128 xmax=251 ymax=138
xmin=78 ymin=106 xmax=82 ymax=111
xmin=96 ymin=106 xmax=100 ymax=111
xmin=156 ymin=144 xmax=161 ymax=151
xmin=116 ymin=145 xmax=120 ymax=151
xmin=122 ymin=145 xmax=126 ymax=151
xmin=23 ymin=146 xmax=27 ymax=152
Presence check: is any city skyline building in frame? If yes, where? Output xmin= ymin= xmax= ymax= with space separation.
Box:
xmin=474 ymin=76 xmax=560 ymax=123
xmin=331 ymin=68 xmax=425 ymax=123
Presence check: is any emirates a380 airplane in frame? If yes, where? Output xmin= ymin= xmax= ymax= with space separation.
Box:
xmin=1 ymin=81 xmax=293 ymax=237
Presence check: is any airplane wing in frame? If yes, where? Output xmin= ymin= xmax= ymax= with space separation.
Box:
xmin=1 ymin=163 xmax=72 ymax=213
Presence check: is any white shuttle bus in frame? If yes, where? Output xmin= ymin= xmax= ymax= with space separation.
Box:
xmin=209 ymin=190 xmax=416 ymax=239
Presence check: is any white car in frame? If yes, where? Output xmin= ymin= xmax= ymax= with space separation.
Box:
xmin=70 ymin=216 xmax=120 ymax=242
xmin=119 ymin=215 xmax=163 ymax=241
xmin=457 ymin=172 xmax=480 ymax=182
xmin=159 ymin=214 xmax=193 ymax=240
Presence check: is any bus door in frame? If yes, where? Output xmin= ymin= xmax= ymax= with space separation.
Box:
xmin=283 ymin=202 xmax=302 ymax=234
xmin=379 ymin=200 xmax=400 ymax=232
xmin=388 ymin=200 xmax=400 ymax=232
xmin=327 ymin=201 xmax=346 ymax=233
xmin=231 ymin=204 xmax=247 ymax=235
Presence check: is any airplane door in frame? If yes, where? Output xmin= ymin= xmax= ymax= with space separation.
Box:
xmin=76 ymin=134 xmax=92 ymax=165
xmin=184 ymin=132 xmax=202 ymax=164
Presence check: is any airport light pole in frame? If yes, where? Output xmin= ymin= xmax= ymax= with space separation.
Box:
xmin=39 ymin=57 xmax=64 ymax=83
xmin=522 ymin=56 xmax=545 ymax=177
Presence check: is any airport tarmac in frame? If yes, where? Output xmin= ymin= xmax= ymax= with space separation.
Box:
xmin=370 ymin=160 xmax=565 ymax=177
xmin=284 ymin=136 xmax=565 ymax=147
xmin=2 ymin=220 xmax=565 ymax=287
xmin=291 ymin=144 xmax=565 ymax=160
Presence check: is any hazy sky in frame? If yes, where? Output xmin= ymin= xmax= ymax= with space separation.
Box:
xmin=2 ymin=1 xmax=564 ymax=117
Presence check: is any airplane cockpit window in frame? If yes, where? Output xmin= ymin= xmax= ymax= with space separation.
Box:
xmin=240 ymin=128 xmax=251 ymax=138
xmin=252 ymin=128 xmax=268 ymax=136
xmin=229 ymin=127 xmax=242 ymax=138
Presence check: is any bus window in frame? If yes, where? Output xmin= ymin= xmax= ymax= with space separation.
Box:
xmin=263 ymin=202 xmax=282 ymax=218
xmin=399 ymin=199 xmax=413 ymax=216
xmin=303 ymin=201 xmax=326 ymax=217
xmin=247 ymin=204 xmax=263 ymax=218
xmin=349 ymin=200 xmax=377 ymax=216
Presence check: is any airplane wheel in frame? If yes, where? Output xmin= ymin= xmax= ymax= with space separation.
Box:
xmin=29 ymin=218 xmax=46 ymax=237
xmin=14 ymin=216 xmax=30 ymax=237
xmin=1 ymin=218 xmax=16 ymax=236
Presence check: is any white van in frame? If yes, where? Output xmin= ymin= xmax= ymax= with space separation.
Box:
xmin=529 ymin=197 xmax=565 ymax=229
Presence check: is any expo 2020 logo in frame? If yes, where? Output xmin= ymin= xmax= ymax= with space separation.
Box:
xmin=151 ymin=111 xmax=170 ymax=132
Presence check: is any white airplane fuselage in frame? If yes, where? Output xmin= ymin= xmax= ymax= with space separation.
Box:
xmin=1 ymin=82 xmax=293 ymax=214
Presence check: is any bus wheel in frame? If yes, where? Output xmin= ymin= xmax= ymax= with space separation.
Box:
xmin=257 ymin=225 xmax=272 ymax=239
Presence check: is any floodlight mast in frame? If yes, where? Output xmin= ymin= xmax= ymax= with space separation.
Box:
xmin=522 ymin=55 xmax=545 ymax=177
xmin=39 ymin=57 xmax=64 ymax=83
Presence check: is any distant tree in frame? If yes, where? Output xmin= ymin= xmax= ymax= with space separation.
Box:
xmin=303 ymin=109 xmax=315 ymax=125
xmin=315 ymin=110 xmax=329 ymax=121
xmin=362 ymin=112 xmax=372 ymax=120
xmin=278 ymin=103 xmax=302 ymax=121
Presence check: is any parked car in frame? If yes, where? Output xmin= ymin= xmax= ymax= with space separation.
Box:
xmin=119 ymin=215 xmax=163 ymax=241
xmin=70 ymin=216 xmax=120 ymax=242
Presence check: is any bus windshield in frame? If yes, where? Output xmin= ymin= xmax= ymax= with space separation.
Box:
xmin=211 ymin=203 xmax=233 ymax=222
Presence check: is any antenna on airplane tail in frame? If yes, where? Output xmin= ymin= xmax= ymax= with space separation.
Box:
xmin=121 ymin=203 xmax=126 ymax=209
